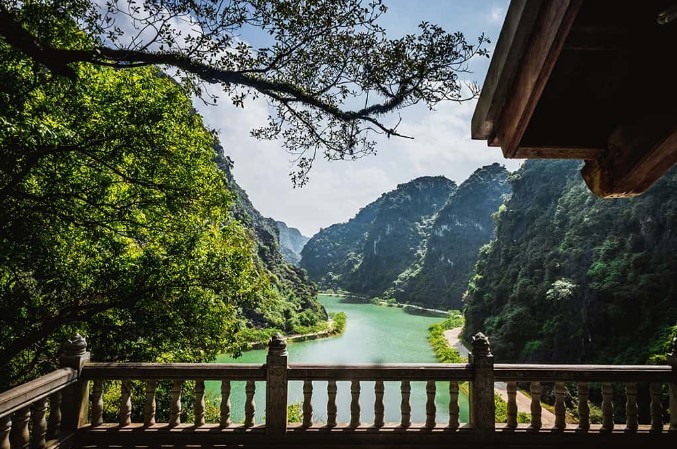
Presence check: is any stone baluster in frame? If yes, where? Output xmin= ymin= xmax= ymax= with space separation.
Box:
xmin=11 ymin=407 xmax=30 ymax=449
xmin=302 ymin=380 xmax=313 ymax=428
xmin=528 ymin=382 xmax=542 ymax=431
xmin=576 ymin=382 xmax=589 ymax=431
xmin=400 ymin=380 xmax=411 ymax=428
xmin=194 ymin=380 xmax=205 ymax=427
xmin=506 ymin=381 xmax=517 ymax=430
xmin=601 ymin=382 xmax=614 ymax=432
xmin=220 ymin=381 xmax=231 ymax=427
xmin=31 ymin=398 xmax=48 ymax=449
xmin=553 ymin=382 xmax=566 ymax=431
xmin=448 ymin=381 xmax=460 ymax=430
xmin=47 ymin=393 xmax=62 ymax=438
xmin=0 ymin=415 xmax=10 ymax=449
xmin=90 ymin=380 xmax=103 ymax=427
xmin=266 ymin=334 xmax=287 ymax=436
xmin=469 ymin=332 xmax=495 ymax=435
xmin=350 ymin=380 xmax=361 ymax=428
xmin=625 ymin=382 xmax=638 ymax=432
xmin=144 ymin=381 xmax=156 ymax=427
xmin=169 ymin=380 xmax=182 ymax=427
xmin=374 ymin=380 xmax=384 ymax=428
xmin=327 ymin=381 xmax=337 ymax=428
xmin=244 ymin=380 xmax=255 ymax=427
xmin=59 ymin=335 xmax=90 ymax=432
xmin=667 ymin=338 xmax=677 ymax=431
xmin=425 ymin=380 xmax=436 ymax=428
xmin=650 ymin=382 xmax=663 ymax=433
xmin=119 ymin=380 xmax=132 ymax=427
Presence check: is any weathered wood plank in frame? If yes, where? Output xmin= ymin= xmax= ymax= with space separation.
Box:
xmin=471 ymin=0 xmax=541 ymax=140
xmin=514 ymin=146 xmax=604 ymax=159
xmin=582 ymin=115 xmax=677 ymax=198
xmin=495 ymin=0 xmax=583 ymax=157
xmin=0 ymin=369 xmax=77 ymax=419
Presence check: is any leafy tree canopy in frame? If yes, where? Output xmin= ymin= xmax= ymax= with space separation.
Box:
xmin=0 ymin=0 xmax=489 ymax=185
xmin=0 ymin=15 xmax=272 ymax=388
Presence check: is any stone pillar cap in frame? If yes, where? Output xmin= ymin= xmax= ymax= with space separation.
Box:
xmin=268 ymin=333 xmax=288 ymax=357
xmin=471 ymin=332 xmax=492 ymax=357
xmin=63 ymin=334 xmax=87 ymax=356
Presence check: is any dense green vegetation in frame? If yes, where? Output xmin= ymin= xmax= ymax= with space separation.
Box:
xmin=464 ymin=160 xmax=677 ymax=364
xmin=216 ymin=153 xmax=326 ymax=335
xmin=1 ymin=0 xmax=490 ymax=187
xmin=400 ymin=164 xmax=510 ymax=309
xmin=302 ymin=165 xmax=510 ymax=310
xmin=428 ymin=311 xmax=466 ymax=363
xmin=0 ymin=9 xmax=323 ymax=389
xmin=276 ymin=221 xmax=310 ymax=267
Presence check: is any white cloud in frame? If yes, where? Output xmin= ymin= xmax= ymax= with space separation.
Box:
xmin=487 ymin=5 xmax=506 ymax=24
xmin=193 ymin=87 xmax=521 ymax=237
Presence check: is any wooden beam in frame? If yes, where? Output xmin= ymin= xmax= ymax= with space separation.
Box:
xmin=514 ymin=146 xmax=605 ymax=159
xmin=471 ymin=0 xmax=541 ymax=140
xmin=581 ymin=114 xmax=677 ymax=197
xmin=495 ymin=0 xmax=583 ymax=158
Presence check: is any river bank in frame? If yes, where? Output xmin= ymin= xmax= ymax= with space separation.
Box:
xmin=210 ymin=294 xmax=469 ymax=424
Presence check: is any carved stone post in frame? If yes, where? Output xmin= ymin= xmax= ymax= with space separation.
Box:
xmin=266 ymin=333 xmax=288 ymax=438
xmin=469 ymin=332 xmax=495 ymax=438
xmin=59 ymin=335 xmax=90 ymax=432
xmin=667 ymin=338 xmax=677 ymax=431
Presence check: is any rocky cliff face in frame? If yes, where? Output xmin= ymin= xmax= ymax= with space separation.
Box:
xmin=463 ymin=160 xmax=677 ymax=364
xmin=301 ymin=176 xmax=459 ymax=300
xmin=395 ymin=164 xmax=510 ymax=309
xmin=276 ymin=221 xmax=309 ymax=266
xmin=215 ymin=149 xmax=325 ymax=330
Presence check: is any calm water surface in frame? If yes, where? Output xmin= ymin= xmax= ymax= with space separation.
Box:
xmin=208 ymin=294 xmax=469 ymax=425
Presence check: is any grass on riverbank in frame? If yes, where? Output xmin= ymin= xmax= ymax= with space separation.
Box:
xmin=427 ymin=311 xmax=531 ymax=424
xmin=238 ymin=312 xmax=347 ymax=349
xmin=427 ymin=310 xmax=465 ymax=363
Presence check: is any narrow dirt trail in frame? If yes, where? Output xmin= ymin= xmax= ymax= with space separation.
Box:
xmin=443 ymin=328 xmax=556 ymax=427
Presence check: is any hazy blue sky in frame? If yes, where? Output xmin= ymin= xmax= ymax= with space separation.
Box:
xmin=194 ymin=0 xmax=520 ymax=236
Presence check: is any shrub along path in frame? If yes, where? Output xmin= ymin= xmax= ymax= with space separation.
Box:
xmin=443 ymin=328 xmax=555 ymax=427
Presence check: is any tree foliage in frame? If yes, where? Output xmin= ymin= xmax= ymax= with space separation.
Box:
xmin=0 ymin=18 xmax=271 ymax=388
xmin=0 ymin=0 xmax=489 ymax=185
xmin=463 ymin=160 xmax=677 ymax=365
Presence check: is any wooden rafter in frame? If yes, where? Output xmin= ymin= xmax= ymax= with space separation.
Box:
xmin=581 ymin=114 xmax=677 ymax=197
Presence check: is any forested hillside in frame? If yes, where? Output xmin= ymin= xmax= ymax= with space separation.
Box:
xmin=463 ymin=160 xmax=677 ymax=364
xmin=301 ymin=177 xmax=456 ymax=297
xmin=216 ymin=152 xmax=325 ymax=332
xmin=0 ymin=13 xmax=324 ymax=388
xmin=302 ymin=167 xmax=510 ymax=309
xmin=276 ymin=221 xmax=310 ymax=266
xmin=398 ymin=164 xmax=509 ymax=309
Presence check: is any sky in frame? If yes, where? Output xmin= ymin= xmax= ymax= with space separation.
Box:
xmin=192 ymin=0 xmax=520 ymax=237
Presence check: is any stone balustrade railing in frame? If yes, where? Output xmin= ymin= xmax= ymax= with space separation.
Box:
xmin=2 ymin=333 xmax=677 ymax=448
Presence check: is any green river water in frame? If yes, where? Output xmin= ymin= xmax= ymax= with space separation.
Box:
xmin=207 ymin=294 xmax=469 ymax=425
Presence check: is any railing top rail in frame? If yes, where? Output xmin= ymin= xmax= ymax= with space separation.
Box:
xmin=495 ymin=363 xmax=675 ymax=382
xmin=0 ymin=367 xmax=78 ymax=418
xmin=81 ymin=362 xmax=266 ymax=380
xmin=288 ymin=363 xmax=472 ymax=381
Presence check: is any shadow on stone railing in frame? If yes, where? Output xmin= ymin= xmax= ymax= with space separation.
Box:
xmin=2 ymin=333 xmax=677 ymax=448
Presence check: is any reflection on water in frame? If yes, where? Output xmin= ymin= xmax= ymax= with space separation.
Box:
xmin=208 ymin=294 xmax=469 ymax=425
